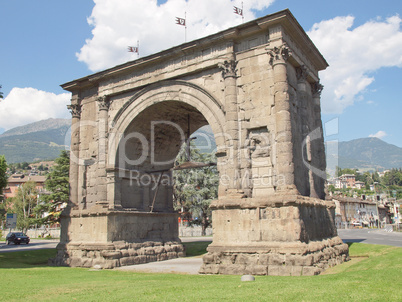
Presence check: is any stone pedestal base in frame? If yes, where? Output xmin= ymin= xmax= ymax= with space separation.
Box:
xmin=200 ymin=237 xmax=348 ymax=275
xmin=50 ymin=209 xmax=185 ymax=269
xmin=50 ymin=240 xmax=185 ymax=269
xmin=199 ymin=195 xmax=349 ymax=275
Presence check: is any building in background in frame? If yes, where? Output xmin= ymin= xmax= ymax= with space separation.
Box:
xmin=3 ymin=174 xmax=47 ymax=199
xmin=332 ymin=195 xmax=393 ymax=228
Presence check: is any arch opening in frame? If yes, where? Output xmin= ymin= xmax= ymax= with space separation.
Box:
xmin=115 ymin=100 xmax=216 ymax=212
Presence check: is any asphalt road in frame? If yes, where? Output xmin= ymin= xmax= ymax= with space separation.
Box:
xmin=0 ymin=239 xmax=59 ymax=253
xmin=0 ymin=229 xmax=401 ymax=254
xmin=337 ymin=229 xmax=402 ymax=247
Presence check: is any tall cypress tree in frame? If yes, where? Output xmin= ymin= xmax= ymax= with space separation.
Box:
xmin=0 ymin=155 xmax=7 ymax=200
xmin=0 ymin=155 xmax=7 ymax=227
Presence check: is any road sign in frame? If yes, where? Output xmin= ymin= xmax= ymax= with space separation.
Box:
xmin=6 ymin=213 xmax=17 ymax=229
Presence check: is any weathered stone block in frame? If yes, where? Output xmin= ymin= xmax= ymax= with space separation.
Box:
xmin=101 ymin=251 xmax=121 ymax=259
xmin=120 ymin=257 xmax=135 ymax=266
xmin=157 ymin=254 xmax=168 ymax=261
xmin=248 ymin=265 xmax=268 ymax=275
xmin=291 ymin=266 xmax=303 ymax=276
xmin=219 ymin=264 xmax=246 ymax=275
xmin=302 ymin=266 xmax=321 ymax=276
xmin=144 ymin=248 xmax=155 ymax=255
xmin=269 ymin=254 xmax=286 ymax=266
xmin=135 ymin=255 xmax=147 ymax=264
xmin=278 ymin=265 xmax=292 ymax=276
xmin=259 ymin=254 xmax=270 ymax=265
xmin=167 ymin=252 xmax=177 ymax=259
xmin=268 ymin=265 xmax=280 ymax=276
xmin=203 ymin=253 xmax=215 ymax=264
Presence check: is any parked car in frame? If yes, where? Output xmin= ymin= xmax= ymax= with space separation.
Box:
xmin=6 ymin=232 xmax=30 ymax=245
xmin=351 ymin=221 xmax=362 ymax=229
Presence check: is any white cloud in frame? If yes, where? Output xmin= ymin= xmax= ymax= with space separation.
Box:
xmin=369 ymin=130 xmax=387 ymax=139
xmin=308 ymin=15 xmax=402 ymax=114
xmin=77 ymin=0 xmax=274 ymax=71
xmin=75 ymin=1 xmax=402 ymax=117
xmin=0 ymin=88 xmax=71 ymax=131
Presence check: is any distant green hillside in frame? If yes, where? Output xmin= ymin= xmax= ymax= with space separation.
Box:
xmin=0 ymin=118 xmax=70 ymax=163
xmin=326 ymin=137 xmax=402 ymax=173
xmin=340 ymin=138 xmax=402 ymax=168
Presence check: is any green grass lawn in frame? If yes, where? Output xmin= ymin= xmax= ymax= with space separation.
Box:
xmin=0 ymin=242 xmax=401 ymax=302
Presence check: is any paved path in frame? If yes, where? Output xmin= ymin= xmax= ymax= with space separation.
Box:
xmin=116 ymin=237 xmax=211 ymax=274
xmin=117 ymin=256 xmax=204 ymax=274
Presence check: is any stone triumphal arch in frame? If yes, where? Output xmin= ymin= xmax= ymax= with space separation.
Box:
xmin=52 ymin=10 xmax=349 ymax=275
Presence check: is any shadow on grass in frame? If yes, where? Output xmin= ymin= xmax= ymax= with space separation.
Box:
xmin=0 ymin=248 xmax=57 ymax=269
xmin=346 ymin=242 xmax=369 ymax=258
xmin=343 ymin=239 xmax=365 ymax=244
xmin=182 ymin=241 xmax=210 ymax=257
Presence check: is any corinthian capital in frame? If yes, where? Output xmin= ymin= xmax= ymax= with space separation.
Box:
xmin=97 ymin=96 xmax=110 ymax=111
xmin=296 ymin=65 xmax=308 ymax=83
xmin=312 ymin=82 xmax=324 ymax=97
xmin=67 ymin=104 xmax=81 ymax=119
xmin=218 ymin=60 xmax=237 ymax=79
xmin=266 ymin=43 xmax=291 ymax=66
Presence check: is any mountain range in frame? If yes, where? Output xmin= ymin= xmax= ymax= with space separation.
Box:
xmin=0 ymin=118 xmax=71 ymax=163
xmin=0 ymin=119 xmax=401 ymax=171
xmin=325 ymin=137 xmax=402 ymax=176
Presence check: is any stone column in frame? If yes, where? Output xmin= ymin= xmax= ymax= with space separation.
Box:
xmin=267 ymin=44 xmax=298 ymax=194
xmin=312 ymin=82 xmax=326 ymax=199
xmin=106 ymin=167 xmax=122 ymax=210
xmin=67 ymin=99 xmax=81 ymax=208
xmin=296 ymin=65 xmax=317 ymax=197
xmin=296 ymin=65 xmax=308 ymax=99
xmin=219 ymin=52 xmax=241 ymax=195
xmin=96 ymin=96 xmax=110 ymax=207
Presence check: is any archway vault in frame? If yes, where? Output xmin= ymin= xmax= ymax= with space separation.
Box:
xmin=108 ymin=80 xmax=226 ymax=169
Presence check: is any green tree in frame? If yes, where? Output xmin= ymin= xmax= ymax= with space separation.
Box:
xmin=0 ymin=155 xmax=7 ymax=201
xmin=0 ymin=85 xmax=3 ymax=99
xmin=328 ymin=184 xmax=335 ymax=193
xmin=383 ymin=169 xmax=402 ymax=186
xmin=0 ymin=155 xmax=8 ymax=227
xmin=173 ymin=143 xmax=218 ymax=236
xmin=40 ymin=150 xmax=70 ymax=225
xmin=372 ymin=172 xmax=381 ymax=183
xmin=336 ymin=167 xmax=358 ymax=177
xmin=8 ymin=163 xmax=16 ymax=174
xmin=19 ymin=162 xmax=30 ymax=170
xmin=13 ymin=181 xmax=38 ymax=233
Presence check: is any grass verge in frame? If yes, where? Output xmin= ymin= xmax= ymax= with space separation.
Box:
xmin=0 ymin=242 xmax=401 ymax=301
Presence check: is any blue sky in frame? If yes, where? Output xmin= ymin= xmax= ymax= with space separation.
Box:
xmin=1 ymin=0 xmax=401 ymax=147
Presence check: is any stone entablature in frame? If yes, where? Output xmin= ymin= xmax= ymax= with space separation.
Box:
xmin=53 ymin=9 xmax=348 ymax=274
